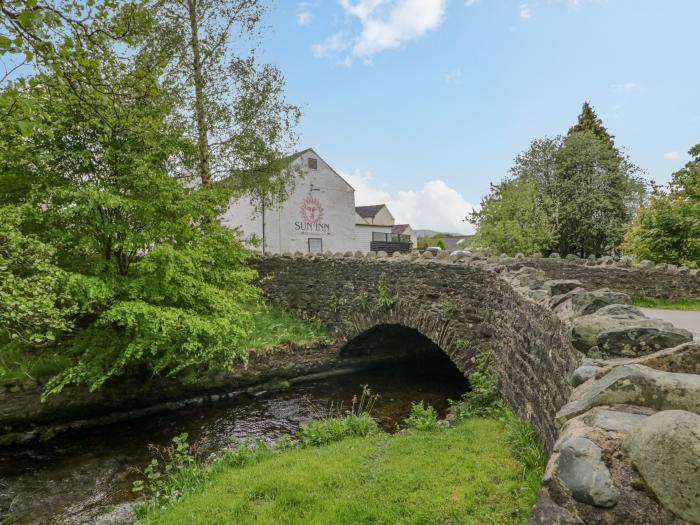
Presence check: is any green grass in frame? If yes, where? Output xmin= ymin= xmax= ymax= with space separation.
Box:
xmin=633 ymin=297 xmax=700 ymax=311
xmin=0 ymin=342 xmax=72 ymax=387
xmin=138 ymin=417 xmax=542 ymax=525
xmin=244 ymin=305 xmax=328 ymax=350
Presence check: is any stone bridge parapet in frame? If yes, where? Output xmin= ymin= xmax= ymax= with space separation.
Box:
xmin=255 ymin=250 xmax=700 ymax=524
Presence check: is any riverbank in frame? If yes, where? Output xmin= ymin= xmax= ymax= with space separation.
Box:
xmin=0 ymin=356 xmax=472 ymax=524
xmin=0 ymin=337 xmax=440 ymax=446
xmin=136 ymin=415 xmax=543 ymax=525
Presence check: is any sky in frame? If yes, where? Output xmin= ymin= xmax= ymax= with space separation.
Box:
xmin=260 ymin=0 xmax=699 ymax=233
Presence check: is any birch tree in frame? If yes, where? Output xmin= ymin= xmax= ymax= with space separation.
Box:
xmin=145 ymin=0 xmax=301 ymax=195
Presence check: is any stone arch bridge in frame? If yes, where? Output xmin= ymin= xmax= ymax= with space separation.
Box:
xmin=256 ymin=252 xmax=700 ymax=524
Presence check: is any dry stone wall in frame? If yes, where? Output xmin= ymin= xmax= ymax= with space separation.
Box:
xmin=505 ymin=255 xmax=700 ymax=299
xmin=256 ymin=250 xmax=700 ymax=525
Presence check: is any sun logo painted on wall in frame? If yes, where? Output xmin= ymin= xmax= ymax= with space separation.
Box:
xmin=300 ymin=195 xmax=324 ymax=224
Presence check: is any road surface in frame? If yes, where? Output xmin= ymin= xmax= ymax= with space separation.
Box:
xmin=640 ymin=307 xmax=700 ymax=340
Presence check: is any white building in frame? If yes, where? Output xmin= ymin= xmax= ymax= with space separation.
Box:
xmin=222 ymin=148 xmax=414 ymax=254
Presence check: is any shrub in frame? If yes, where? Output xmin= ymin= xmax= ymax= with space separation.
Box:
xmin=405 ymin=401 xmax=440 ymax=431
xmin=298 ymin=386 xmax=380 ymax=446
xmin=451 ymin=350 xmax=507 ymax=419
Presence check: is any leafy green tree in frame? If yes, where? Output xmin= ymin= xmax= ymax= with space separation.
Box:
xmin=623 ymin=144 xmax=700 ymax=268
xmin=469 ymin=176 xmax=556 ymax=255
xmin=552 ymin=131 xmax=645 ymax=257
xmin=0 ymin=4 xmax=263 ymax=393
xmin=0 ymin=206 xmax=75 ymax=348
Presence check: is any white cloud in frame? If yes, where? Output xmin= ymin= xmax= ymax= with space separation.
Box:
xmin=445 ymin=67 xmax=462 ymax=84
xmin=519 ymin=3 xmax=534 ymax=20
xmin=342 ymin=169 xmax=476 ymax=234
xmin=312 ymin=32 xmax=351 ymax=59
xmin=297 ymin=3 xmax=312 ymax=25
xmin=664 ymin=151 xmax=682 ymax=161
xmin=314 ymin=0 xmax=446 ymax=63
xmin=611 ymin=82 xmax=641 ymax=93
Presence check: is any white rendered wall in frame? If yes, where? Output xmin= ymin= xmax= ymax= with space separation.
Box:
xmin=222 ymin=150 xmax=357 ymax=254
xmin=355 ymin=224 xmax=392 ymax=252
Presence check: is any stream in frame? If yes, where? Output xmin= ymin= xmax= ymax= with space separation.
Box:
xmin=0 ymin=352 xmax=469 ymax=524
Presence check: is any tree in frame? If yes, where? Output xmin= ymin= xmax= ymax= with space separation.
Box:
xmin=0 ymin=3 xmax=264 ymax=394
xmin=468 ymin=176 xmax=557 ymax=255
xmin=568 ymin=101 xmax=616 ymax=151
xmin=623 ymin=144 xmax=700 ymax=268
xmin=0 ymin=206 xmax=75 ymax=348
xmin=552 ymin=131 xmax=645 ymax=257
xmin=467 ymin=103 xmax=645 ymax=257
xmin=144 ymin=0 xmax=301 ymax=194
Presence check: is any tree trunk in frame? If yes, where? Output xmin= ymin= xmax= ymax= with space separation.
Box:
xmin=187 ymin=0 xmax=211 ymax=185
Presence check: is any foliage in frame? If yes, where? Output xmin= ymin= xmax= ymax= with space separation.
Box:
xmin=244 ymin=305 xmax=328 ymax=350
xmin=404 ymin=401 xmax=440 ymax=431
xmin=623 ymin=144 xmax=700 ymax=268
xmin=418 ymin=233 xmax=446 ymax=250
xmin=0 ymin=342 xmax=71 ymax=386
xmin=0 ymin=7 xmax=266 ymax=395
xmin=132 ymin=433 xmax=208 ymax=514
xmin=136 ymin=418 xmax=540 ymax=525
xmin=298 ymin=386 xmax=380 ymax=447
xmin=468 ymin=103 xmax=645 ymax=258
xmin=0 ymin=206 xmax=75 ymax=347
xmin=451 ymin=350 xmax=507 ymax=419
xmin=469 ymin=176 xmax=557 ymax=255
xmin=141 ymin=0 xmax=301 ymax=196
xmin=443 ymin=298 xmax=461 ymax=318
xmin=632 ymin=297 xmax=700 ymax=311
xmin=552 ymin=130 xmax=645 ymax=257
xmin=454 ymin=339 xmax=471 ymax=351
xmin=375 ymin=282 xmax=396 ymax=310
xmin=504 ymin=416 xmax=547 ymax=495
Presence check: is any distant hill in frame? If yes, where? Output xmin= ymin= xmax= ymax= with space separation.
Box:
xmin=415 ymin=229 xmax=468 ymax=237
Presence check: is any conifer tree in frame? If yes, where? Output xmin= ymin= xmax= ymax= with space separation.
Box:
xmin=568 ymin=101 xmax=617 ymax=152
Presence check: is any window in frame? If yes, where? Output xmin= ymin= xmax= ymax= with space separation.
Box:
xmin=372 ymin=232 xmax=389 ymax=242
xmin=308 ymin=238 xmax=323 ymax=254
xmin=308 ymin=157 xmax=318 ymax=170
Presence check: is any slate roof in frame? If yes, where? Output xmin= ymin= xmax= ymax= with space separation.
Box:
xmin=392 ymin=224 xmax=411 ymax=234
xmin=355 ymin=205 xmax=386 ymax=219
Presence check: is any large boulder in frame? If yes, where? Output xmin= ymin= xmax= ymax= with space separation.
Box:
xmin=556 ymin=436 xmax=618 ymax=508
xmin=625 ymin=410 xmax=700 ymax=524
xmin=604 ymin=341 xmax=700 ymax=374
xmin=597 ymin=325 xmax=693 ymax=358
xmin=556 ymin=364 xmax=700 ymax=426
xmin=570 ymin=314 xmax=664 ymax=354
xmin=571 ymin=289 xmax=632 ymax=318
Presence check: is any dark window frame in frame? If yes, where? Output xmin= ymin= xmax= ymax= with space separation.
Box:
xmin=308 ymin=157 xmax=318 ymax=170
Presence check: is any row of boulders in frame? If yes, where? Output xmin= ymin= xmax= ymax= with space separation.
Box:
xmin=506 ymin=266 xmax=699 ymax=524
xmin=270 ymin=249 xmax=699 ymax=276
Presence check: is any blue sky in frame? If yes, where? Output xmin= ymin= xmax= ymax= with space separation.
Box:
xmin=261 ymin=0 xmax=699 ymax=233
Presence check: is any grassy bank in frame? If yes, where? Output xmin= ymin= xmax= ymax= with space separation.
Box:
xmin=0 ymin=305 xmax=326 ymax=388
xmin=633 ymin=297 xmax=700 ymax=311
xmin=137 ymin=416 xmax=543 ymax=524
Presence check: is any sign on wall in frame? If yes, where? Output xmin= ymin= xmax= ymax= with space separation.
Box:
xmin=295 ymin=195 xmax=331 ymax=234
